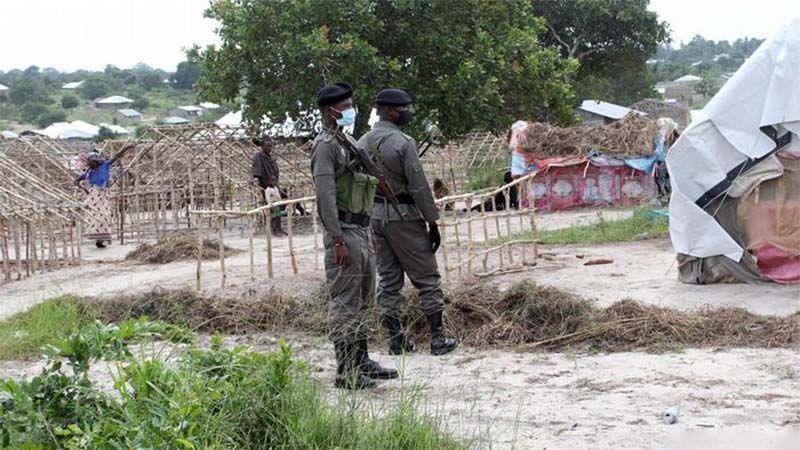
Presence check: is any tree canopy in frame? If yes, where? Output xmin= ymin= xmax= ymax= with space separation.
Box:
xmin=189 ymin=0 xmax=578 ymax=138
xmin=532 ymin=0 xmax=669 ymax=105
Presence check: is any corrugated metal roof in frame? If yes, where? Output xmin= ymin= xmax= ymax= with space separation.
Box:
xmin=578 ymin=100 xmax=645 ymax=120
xmin=199 ymin=102 xmax=220 ymax=109
xmin=164 ymin=116 xmax=190 ymax=124
xmin=178 ymin=105 xmax=204 ymax=112
xmin=674 ymin=75 xmax=703 ymax=83
xmin=62 ymin=81 xmax=85 ymax=89
xmin=117 ymin=109 xmax=141 ymax=117
xmin=0 ymin=83 xmax=8 ymax=90
xmin=97 ymin=95 xmax=134 ymax=104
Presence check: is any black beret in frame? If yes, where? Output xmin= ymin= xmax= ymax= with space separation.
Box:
xmin=317 ymin=82 xmax=353 ymax=107
xmin=375 ymin=89 xmax=412 ymax=106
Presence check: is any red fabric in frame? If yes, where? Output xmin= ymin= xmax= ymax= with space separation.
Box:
xmin=522 ymin=158 xmax=656 ymax=212
xmin=752 ymin=244 xmax=800 ymax=284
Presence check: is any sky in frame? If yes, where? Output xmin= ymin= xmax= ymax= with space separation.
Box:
xmin=1 ymin=0 xmax=799 ymax=72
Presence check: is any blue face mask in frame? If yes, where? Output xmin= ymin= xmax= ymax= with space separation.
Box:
xmin=335 ymin=108 xmax=356 ymax=127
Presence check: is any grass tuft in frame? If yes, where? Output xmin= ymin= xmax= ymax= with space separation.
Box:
xmin=0 ymin=296 xmax=94 ymax=360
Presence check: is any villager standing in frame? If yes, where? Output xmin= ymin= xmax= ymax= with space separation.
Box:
xmin=74 ymin=144 xmax=134 ymax=248
xmin=358 ymin=89 xmax=458 ymax=356
xmin=251 ymin=136 xmax=285 ymax=236
xmin=311 ymin=82 xmax=398 ymax=389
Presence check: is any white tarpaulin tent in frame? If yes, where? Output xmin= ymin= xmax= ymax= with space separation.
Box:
xmin=668 ymin=19 xmax=800 ymax=262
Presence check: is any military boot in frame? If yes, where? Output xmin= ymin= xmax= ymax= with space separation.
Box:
xmin=428 ymin=311 xmax=458 ymax=356
xmin=383 ymin=315 xmax=416 ymax=355
xmin=357 ymin=339 xmax=398 ymax=379
xmin=334 ymin=341 xmax=376 ymax=390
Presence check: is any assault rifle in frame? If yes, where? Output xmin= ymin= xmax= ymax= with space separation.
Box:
xmin=417 ymin=125 xmax=442 ymax=158
xmin=334 ymin=129 xmax=406 ymax=219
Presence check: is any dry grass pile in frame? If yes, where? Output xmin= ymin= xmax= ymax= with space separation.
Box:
xmin=518 ymin=114 xmax=658 ymax=158
xmin=125 ymin=232 xmax=241 ymax=264
xmin=89 ymin=281 xmax=800 ymax=352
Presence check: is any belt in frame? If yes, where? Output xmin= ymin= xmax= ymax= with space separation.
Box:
xmin=375 ymin=192 xmax=415 ymax=205
xmin=338 ymin=210 xmax=371 ymax=227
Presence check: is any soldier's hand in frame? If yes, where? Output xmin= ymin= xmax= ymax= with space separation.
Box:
xmin=333 ymin=236 xmax=351 ymax=268
xmin=428 ymin=222 xmax=441 ymax=253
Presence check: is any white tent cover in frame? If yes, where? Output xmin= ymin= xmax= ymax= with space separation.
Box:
xmin=667 ymin=19 xmax=800 ymax=262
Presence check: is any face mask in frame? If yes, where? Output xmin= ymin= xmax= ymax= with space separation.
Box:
xmin=334 ymin=107 xmax=356 ymax=127
xmin=397 ymin=109 xmax=413 ymax=127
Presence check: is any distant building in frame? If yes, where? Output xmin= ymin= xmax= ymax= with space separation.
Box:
xmin=172 ymin=105 xmax=204 ymax=117
xmin=577 ymin=100 xmax=646 ymax=126
xmin=629 ymin=99 xmax=690 ymax=129
xmin=199 ymin=102 xmax=220 ymax=110
xmin=116 ymin=109 xmax=142 ymax=122
xmin=98 ymin=123 xmax=130 ymax=135
xmin=0 ymin=83 xmax=8 ymax=100
xmin=95 ymin=95 xmax=134 ymax=110
xmin=664 ymin=83 xmax=704 ymax=107
xmin=164 ymin=116 xmax=190 ymax=125
xmin=62 ymin=81 xmax=85 ymax=90
xmin=673 ymin=74 xmax=703 ymax=84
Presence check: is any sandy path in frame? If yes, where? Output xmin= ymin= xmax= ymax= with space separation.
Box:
xmin=3 ymin=334 xmax=799 ymax=450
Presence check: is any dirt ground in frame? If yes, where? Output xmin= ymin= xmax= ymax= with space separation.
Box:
xmin=2 ymin=206 xmax=800 ymax=449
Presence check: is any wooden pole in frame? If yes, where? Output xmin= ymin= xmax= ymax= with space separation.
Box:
xmin=76 ymin=219 xmax=83 ymax=265
xmin=491 ymin=197 xmax=503 ymax=269
xmin=217 ymin=217 xmax=226 ymax=288
xmin=312 ymin=200 xmax=320 ymax=270
xmin=195 ymin=217 xmax=202 ymax=291
xmin=264 ymin=210 xmax=273 ymax=279
xmin=529 ymin=178 xmax=538 ymax=259
xmin=452 ymin=204 xmax=462 ymax=279
xmin=1 ymin=224 xmax=10 ymax=282
xmin=287 ymin=203 xmax=298 ymax=274
xmin=248 ymin=214 xmax=255 ymax=280
xmin=505 ymin=188 xmax=513 ymax=264
xmin=466 ymin=194 xmax=473 ymax=277
xmin=440 ymin=203 xmax=450 ymax=287
xmin=13 ymin=219 xmax=22 ymax=280
xmin=481 ymin=197 xmax=489 ymax=271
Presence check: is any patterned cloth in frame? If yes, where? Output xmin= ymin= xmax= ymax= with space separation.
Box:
xmin=84 ymin=186 xmax=112 ymax=241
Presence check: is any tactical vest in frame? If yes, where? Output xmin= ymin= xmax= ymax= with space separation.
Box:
xmin=335 ymin=166 xmax=378 ymax=216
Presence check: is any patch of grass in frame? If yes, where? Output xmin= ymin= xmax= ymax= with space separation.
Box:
xmin=502 ymin=208 xmax=669 ymax=246
xmin=465 ymin=165 xmax=506 ymax=192
xmin=1 ymin=324 xmax=465 ymax=449
xmin=0 ymin=296 xmax=94 ymax=360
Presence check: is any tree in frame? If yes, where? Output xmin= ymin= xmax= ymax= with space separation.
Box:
xmin=61 ymin=94 xmax=80 ymax=109
xmin=131 ymin=95 xmax=149 ymax=111
xmin=189 ymin=0 xmax=577 ymax=138
xmin=79 ymin=78 xmax=111 ymax=100
xmin=138 ymin=72 xmax=163 ymax=91
xmin=171 ymin=61 xmax=201 ymax=90
xmin=20 ymin=102 xmax=50 ymax=123
xmin=36 ymin=110 xmax=68 ymax=128
xmin=532 ymin=0 xmax=669 ymax=104
xmin=8 ymin=78 xmax=50 ymax=105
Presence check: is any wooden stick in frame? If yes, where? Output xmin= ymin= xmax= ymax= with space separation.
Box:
xmin=312 ymin=200 xmax=320 ymax=270
xmin=505 ymin=188 xmax=513 ymax=264
xmin=440 ymin=202 xmax=450 ymax=287
xmin=29 ymin=222 xmax=37 ymax=274
xmin=195 ymin=219 xmax=203 ymax=290
xmin=491 ymin=196 xmax=503 ymax=269
xmin=13 ymin=219 xmax=22 ymax=280
xmin=466 ymin=194 xmax=473 ymax=277
xmin=76 ymin=219 xmax=83 ymax=265
xmin=248 ymin=214 xmax=255 ymax=280
xmin=287 ymin=205 xmax=298 ymax=274
xmin=1 ymin=223 xmax=10 ymax=281
xmin=481 ymin=197 xmax=489 ymax=271
xmin=264 ymin=210 xmax=273 ymax=279
xmin=452 ymin=204 xmax=462 ymax=279
xmin=529 ymin=177 xmax=538 ymax=260
xmin=217 ymin=217 xmax=226 ymax=288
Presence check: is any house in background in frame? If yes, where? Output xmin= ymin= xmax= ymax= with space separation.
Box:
xmin=116 ymin=109 xmax=142 ymax=123
xmin=95 ymin=95 xmax=134 ymax=110
xmin=629 ymin=99 xmax=690 ymax=129
xmin=199 ymin=102 xmax=220 ymax=110
xmin=164 ymin=116 xmax=190 ymax=125
xmin=577 ymin=100 xmax=646 ymax=126
xmin=62 ymin=81 xmax=85 ymax=90
xmin=0 ymin=83 xmax=8 ymax=100
xmin=172 ymin=105 xmax=204 ymax=118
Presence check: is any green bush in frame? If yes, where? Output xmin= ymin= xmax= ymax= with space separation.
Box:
xmin=35 ymin=109 xmax=67 ymax=128
xmin=465 ymin=166 xmax=506 ymax=192
xmin=1 ymin=322 xmax=465 ymax=449
xmin=61 ymin=94 xmax=80 ymax=109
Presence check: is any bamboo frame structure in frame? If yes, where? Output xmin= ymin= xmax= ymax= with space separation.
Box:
xmin=435 ymin=172 xmax=540 ymax=285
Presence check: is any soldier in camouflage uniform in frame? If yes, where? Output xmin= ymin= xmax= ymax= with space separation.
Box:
xmin=358 ymin=89 xmax=458 ymax=356
xmin=311 ymin=83 xmax=398 ymax=389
